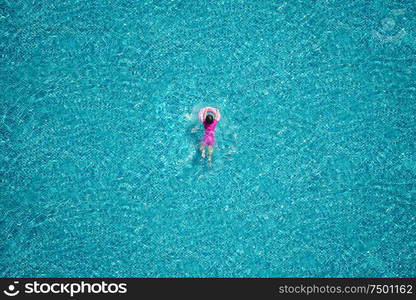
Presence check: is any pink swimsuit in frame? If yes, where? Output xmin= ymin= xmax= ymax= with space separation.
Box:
xmin=201 ymin=108 xmax=219 ymax=146
xmin=202 ymin=119 xmax=218 ymax=146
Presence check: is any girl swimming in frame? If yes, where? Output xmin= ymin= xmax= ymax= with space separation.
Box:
xmin=199 ymin=107 xmax=221 ymax=165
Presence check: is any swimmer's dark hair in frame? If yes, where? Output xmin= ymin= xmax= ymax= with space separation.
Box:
xmin=205 ymin=114 xmax=214 ymax=124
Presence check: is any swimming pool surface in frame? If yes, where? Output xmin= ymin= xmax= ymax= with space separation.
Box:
xmin=1 ymin=0 xmax=415 ymax=277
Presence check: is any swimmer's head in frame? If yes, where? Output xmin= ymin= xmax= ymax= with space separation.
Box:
xmin=205 ymin=114 xmax=214 ymax=124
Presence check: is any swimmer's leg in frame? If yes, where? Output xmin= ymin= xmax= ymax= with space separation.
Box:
xmin=200 ymin=144 xmax=206 ymax=158
xmin=208 ymin=146 xmax=214 ymax=165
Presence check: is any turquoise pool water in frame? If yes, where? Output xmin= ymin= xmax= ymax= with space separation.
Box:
xmin=1 ymin=0 xmax=415 ymax=277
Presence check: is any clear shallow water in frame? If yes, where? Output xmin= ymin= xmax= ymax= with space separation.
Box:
xmin=1 ymin=0 xmax=415 ymax=277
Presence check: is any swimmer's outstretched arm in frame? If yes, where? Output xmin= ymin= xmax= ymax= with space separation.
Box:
xmin=203 ymin=107 xmax=213 ymax=119
xmin=215 ymin=109 xmax=221 ymax=120
xmin=203 ymin=107 xmax=220 ymax=120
